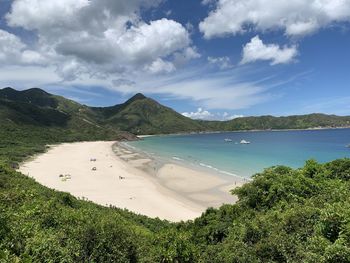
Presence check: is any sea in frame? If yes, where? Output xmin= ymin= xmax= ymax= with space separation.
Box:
xmin=127 ymin=128 xmax=350 ymax=178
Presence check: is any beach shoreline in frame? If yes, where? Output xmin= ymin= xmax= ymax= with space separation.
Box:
xmin=121 ymin=140 xmax=251 ymax=183
xmin=19 ymin=141 xmax=243 ymax=222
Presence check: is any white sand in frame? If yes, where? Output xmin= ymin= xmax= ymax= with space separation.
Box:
xmin=19 ymin=141 xmax=243 ymax=221
xmin=157 ymin=164 xmax=239 ymax=207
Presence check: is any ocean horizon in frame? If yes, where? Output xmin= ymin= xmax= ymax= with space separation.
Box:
xmin=127 ymin=128 xmax=350 ymax=178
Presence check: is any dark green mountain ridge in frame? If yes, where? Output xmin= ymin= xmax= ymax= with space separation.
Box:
xmin=1 ymin=87 xmax=350 ymax=137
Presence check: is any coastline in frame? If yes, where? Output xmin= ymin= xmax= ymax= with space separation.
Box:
xmin=136 ymin=126 xmax=350 ymax=138
xmin=122 ymin=140 xmax=251 ymax=182
xmin=131 ymin=127 xmax=350 ymax=183
xmin=116 ymin=142 xmax=246 ymax=206
xmin=19 ymin=141 xmax=242 ymax=222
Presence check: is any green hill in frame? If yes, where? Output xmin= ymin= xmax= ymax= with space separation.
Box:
xmin=90 ymin=91 xmax=350 ymax=134
xmin=0 ymin=88 xmax=136 ymax=165
xmin=0 ymin=87 xmax=59 ymax=108
xmin=2 ymin=87 xmax=350 ymax=139
xmin=92 ymin=93 xmax=204 ymax=134
xmin=0 ymin=88 xmax=204 ymax=137
xmin=201 ymin=114 xmax=350 ymax=131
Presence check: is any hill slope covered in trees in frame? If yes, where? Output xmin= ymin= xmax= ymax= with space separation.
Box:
xmin=0 ymin=88 xmax=137 ymax=165
xmin=1 ymin=87 xmax=350 ymax=138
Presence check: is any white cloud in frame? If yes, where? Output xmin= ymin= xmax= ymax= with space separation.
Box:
xmin=201 ymin=0 xmax=217 ymax=6
xmin=116 ymin=19 xmax=190 ymax=63
xmin=0 ymin=29 xmax=47 ymax=65
xmin=286 ymin=21 xmax=319 ymax=36
xmin=207 ymin=56 xmax=232 ymax=69
xmin=165 ymin=10 xmax=172 ymax=16
xmin=199 ymin=0 xmax=350 ymax=38
xmin=182 ymin=108 xmax=244 ymax=120
xmin=182 ymin=108 xmax=214 ymax=120
xmin=241 ymin=36 xmax=297 ymax=65
xmin=21 ymin=50 xmax=47 ymax=65
xmin=223 ymin=113 xmax=244 ymax=120
xmin=7 ymin=0 xmax=90 ymax=30
xmin=0 ymin=65 xmax=61 ymax=89
xmin=185 ymin=22 xmax=195 ymax=34
xmin=173 ymin=46 xmax=201 ymax=67
xmin=0 ymin=29 xmax=25 ymax=63
xmin=4 ymin=0 xmax=194 ymax=81
xmin=112 ymin=78 xmax=136 ymax=89
xmin=56 ymin=60 xmax=87 ymax=81
xmin=144 ymin=58 xmax=176 ymax=74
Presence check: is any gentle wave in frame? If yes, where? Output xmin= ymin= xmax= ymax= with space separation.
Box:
xmin=126 ymin=141 xmax=251 ymax=180
xmin=199 ymin=162 xmax=213 ymax=169
xmin=199 ymin=162 xmax=250 ymax=180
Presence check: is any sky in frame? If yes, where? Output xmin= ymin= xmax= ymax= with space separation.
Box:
xmin=0 ymin=0 xmax=350 ymax=120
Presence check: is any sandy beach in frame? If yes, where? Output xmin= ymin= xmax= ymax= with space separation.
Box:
xmin=19 ymin=141 xmax=244 ymax=221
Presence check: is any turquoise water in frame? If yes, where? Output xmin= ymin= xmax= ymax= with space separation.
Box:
xmin=127 ymin=129 xmax=350 ymax=178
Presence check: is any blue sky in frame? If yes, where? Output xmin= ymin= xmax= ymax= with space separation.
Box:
xmin=0 ymin=0 xmax=350 ymax=120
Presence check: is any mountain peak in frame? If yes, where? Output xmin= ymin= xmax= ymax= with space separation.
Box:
xmin=124 ymin=93 xmax=147 ymax=105
xmin=0 ymin=87 xmax=58 ymax=108
xmin=24 ymin=88 xmax=49 ymax=94
xmin=2 ymin=87 xmax=15 ymax=91
xmin=0 ymin=87 xmax=17 ymax=96
xmin=1 ymin=87 xmax=17 ymax=94
xmin=130 ymin=93 xmax=146 ymax=101
xmin=1 ymin=87 xmax=48 ymax=95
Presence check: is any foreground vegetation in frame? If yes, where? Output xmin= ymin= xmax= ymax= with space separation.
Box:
xmin=1 ymin=87 xmax=350 ymax=262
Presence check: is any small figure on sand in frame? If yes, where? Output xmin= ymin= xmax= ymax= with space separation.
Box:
xmin=119 ymin=176 xmax=125 ymax=180
xmin=59 ymin=174 xmax=71 ymax=181
xmin=90 ymin=158 xmax=97 ymax=162
xmin=91 ymin=167 xmax=97 ymax=171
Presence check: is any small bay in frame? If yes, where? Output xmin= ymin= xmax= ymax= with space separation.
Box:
xmin=128 ymin=128 xmax=350 ymax=178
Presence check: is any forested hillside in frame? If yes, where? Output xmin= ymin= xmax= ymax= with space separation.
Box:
xmin=0 ymin=88 xmax=204 ymax=137
xmin=201 ymin=114 xmax=350 ymax=131
xmin=92 ymin=93 xmax=204 ymax=134
xmin=1 ymin=87 xmax=350 ymax=137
